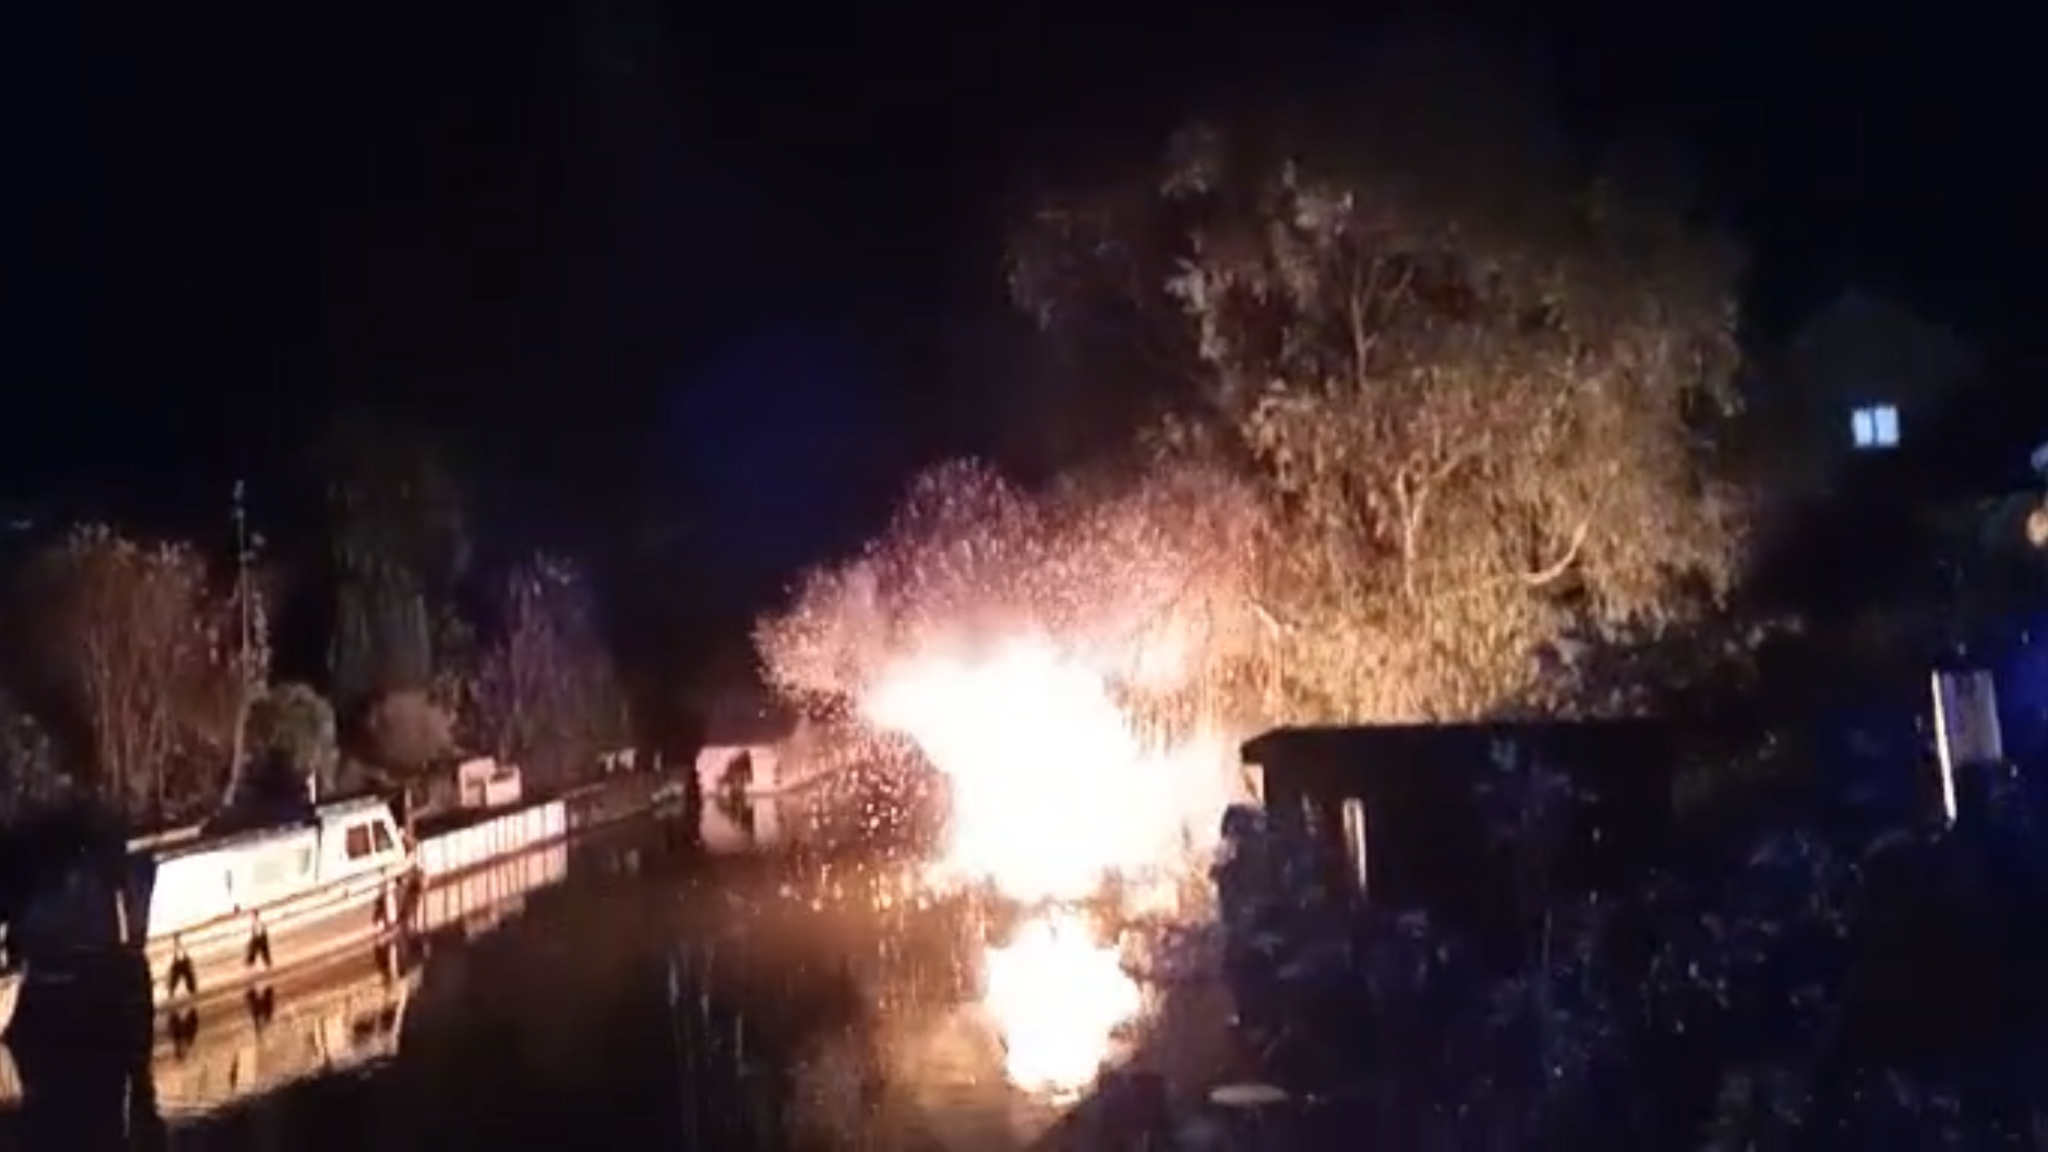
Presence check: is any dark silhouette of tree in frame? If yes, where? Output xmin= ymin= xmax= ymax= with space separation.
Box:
xmin=316 ymin=412 xmax=472 ymax=710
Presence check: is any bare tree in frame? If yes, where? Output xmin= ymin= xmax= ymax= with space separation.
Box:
xmin=18 ymin=525 xmax=265 ymax=820
xmin=473 ymin=556 xmax=626 ymax=790
xmin=1008 ymin=41 xmax=1755 ymax=721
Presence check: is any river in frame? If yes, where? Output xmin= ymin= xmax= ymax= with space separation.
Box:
xmin=0 ymin=796 xmax=1231 ymax=1152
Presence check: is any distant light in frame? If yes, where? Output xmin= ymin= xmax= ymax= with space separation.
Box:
xmin=1850 ymin=403 xmax=1901 ymax=451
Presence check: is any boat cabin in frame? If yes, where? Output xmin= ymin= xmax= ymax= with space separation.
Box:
xmin=16 ymin=796 xmax=410 ymax=958
xmin=1240 ymin=722 xmax=1678 ymax=959
xmin=136 ymin=796 xmax=407 ymax=940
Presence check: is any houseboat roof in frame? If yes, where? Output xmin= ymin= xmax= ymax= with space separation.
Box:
xmin=1243 ymin=720 xmax=1671 ymax=764
xmin=146 ymin=794 xmax=393 ymax=864
xmin=1241 ymin=721 xmax=1680 ymax=797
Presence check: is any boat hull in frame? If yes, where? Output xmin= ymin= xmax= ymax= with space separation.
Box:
xmin=145 ymin=863 xmax=412 ymax=1012
xmin=415 ymin=801 xmax=566 ymax=882
xmin=9 ymin=796 xmax=416 ymax=1046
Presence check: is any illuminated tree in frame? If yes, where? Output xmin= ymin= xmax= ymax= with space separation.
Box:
xmin=15 ymin=525 xmax=267 ymax=819
xmin=242 ymin=682 xmax=340 ymax=796
xmin=1008 ymin=37 xmax=1753 ymax=721
xmin=473 ymin=556 xmax=627 ymax=789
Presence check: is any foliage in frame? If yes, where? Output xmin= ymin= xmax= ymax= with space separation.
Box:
xmin=0 ymin=689 xmax=63 ymax=821
xmin=429 ymin=604 xmax=483 ymax=727
xmin=242 ymin=682 xmax=340 ymax=793
xmin=318 ymin=411 xmax=472 ymax=591
xmin=1008 ymin=57 xmax=1754 ymax=722
xmin=357 ymin=688 xmax=457 ymax=773
xmin=473 ymin=555 xmax=627 ymax=790
xmin=13 ymin=524 xmax=268 ymax=820
xmin=330 ymin=578 xmax=434 ymax=710
xmin=1217 ymin=746 xmax=2048 ymax=1147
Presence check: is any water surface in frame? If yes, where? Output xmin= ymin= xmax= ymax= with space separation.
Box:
xmin=0 ymin=803 xmax=1179 ymax=1152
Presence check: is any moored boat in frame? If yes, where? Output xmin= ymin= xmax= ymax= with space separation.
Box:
xmin=11 ymin=794 xmax=414 ymax=1024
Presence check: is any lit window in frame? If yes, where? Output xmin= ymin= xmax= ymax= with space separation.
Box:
xmin=1850 ymin=403 xmax=1901 ymax=450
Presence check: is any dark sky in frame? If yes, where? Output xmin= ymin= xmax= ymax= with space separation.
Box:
xmin=13 ymin=1 xmax=2047 ymax=577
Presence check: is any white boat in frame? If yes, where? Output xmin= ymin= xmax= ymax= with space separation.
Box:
xmin=14 ymin=795 xmax=414 ymax=1018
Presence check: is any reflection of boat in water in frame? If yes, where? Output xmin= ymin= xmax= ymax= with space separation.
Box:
xmin=0 ymin=831 xmax=575 ymax=1124
xmin=149 ymin=948 xmax=421 ymax=1120
xmin=701 ymin=791 xmax=787 ymax=855
xmin=0 ymin=1037 xmax=18 ymax=1110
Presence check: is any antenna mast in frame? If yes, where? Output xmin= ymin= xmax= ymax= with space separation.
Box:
xmin=224 ymin=480 xmax=256 ymax=806
xmin=234 ymin=480 xmax=254 ymax=657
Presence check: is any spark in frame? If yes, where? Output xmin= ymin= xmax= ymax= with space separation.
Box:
xmin=756 ymin=458 xmax=1266 ymax=1096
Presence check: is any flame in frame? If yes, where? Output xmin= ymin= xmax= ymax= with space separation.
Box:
xmin=980 ymin=910 xmax=1143 ymax=1099
xmin=756 ymin=461 xmax=1266 ymax=1107
xmin=857 ymin=632 xmax=1236 ymax=1098
xmin=862 ymin=634 xmax=1233 ymax=905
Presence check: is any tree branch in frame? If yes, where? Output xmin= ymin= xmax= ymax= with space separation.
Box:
xmin=1520 ymin=520 xmax=1591 ymax=587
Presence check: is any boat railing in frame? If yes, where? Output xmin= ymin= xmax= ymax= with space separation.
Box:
xmin=127 ymin=823 xmax=207 ymax=853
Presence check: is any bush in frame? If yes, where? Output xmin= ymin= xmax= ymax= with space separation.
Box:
xmin=0 ymin=693 xmax=64 ymax=822
xmin=1209 ymin=757 xmax=2048 ymax=1146
xmin=358 ymin=689 xmax=456 ymax=772
xmin=243 ymin=682 xmax=339 ymax=789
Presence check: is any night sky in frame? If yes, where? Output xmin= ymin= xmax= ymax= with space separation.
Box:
xmin=14 ymin=1 xmax=2047 ymax=594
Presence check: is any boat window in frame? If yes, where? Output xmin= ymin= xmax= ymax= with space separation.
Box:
xmin=345 ymin=824 xmax=374 ymax=861
xmin=251 ymin=846 xmax=311 ymax=889
xmin=372 ymin=822 xmax=396 ymax=854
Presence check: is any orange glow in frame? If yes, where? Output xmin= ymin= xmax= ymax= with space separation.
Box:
xmin=980 ymin=909 xmax=1143 ymax=1099
xmin=861 ymin=633 xmax=1234 ymax=905
xmin=858 ymin=630 xmax=1237 ymax=1098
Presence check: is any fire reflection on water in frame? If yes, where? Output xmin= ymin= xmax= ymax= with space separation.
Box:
xmin=979 ymin=909 xmax=1143 ymax=1101
xmin=777 ymin=878 xmax=1156 ymax=1147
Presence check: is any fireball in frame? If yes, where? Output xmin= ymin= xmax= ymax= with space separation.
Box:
xmin=861 ymin=633 xmax=1231 ymax=905
xmin=757 ymin=459 xmax=1260 ymax=1100
xmin=858 ymin=632 xmax=1236 ymax=1098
